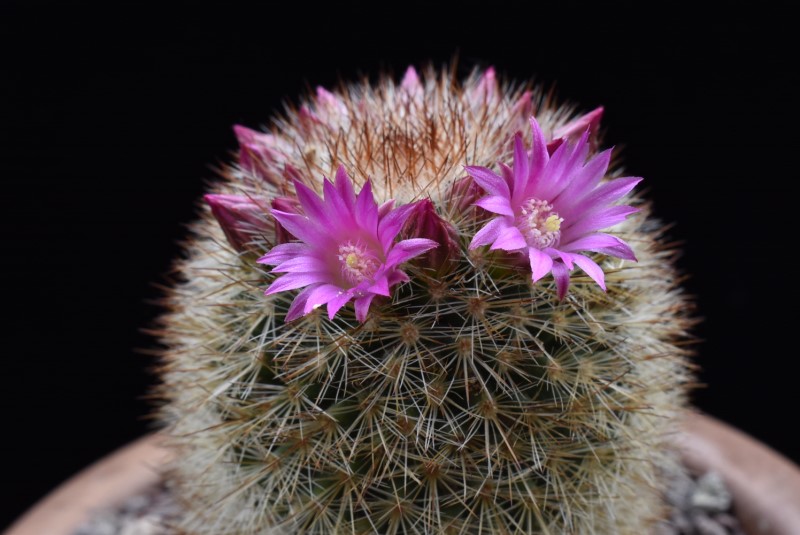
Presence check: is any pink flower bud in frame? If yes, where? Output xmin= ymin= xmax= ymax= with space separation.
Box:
xmin=205 ymin=194 xmax=270 ymax=252
xmin=547 ymin=106 xmax=604 ymax=154
xmin=403 ymin=200 xmax=460 ymax=275
xmin=401 ymin=66 xmax=422 ymax=93
xmin=233 ymin=125 xmax=289 ymax=186
xmin=473 ymin=67 xmax=497 ymax=102
xmin=450 ymin=175 xmax=482 ymax=214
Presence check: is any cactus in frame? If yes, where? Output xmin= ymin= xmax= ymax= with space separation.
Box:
xmin=157 ymin=67 xmax=693 ymax=534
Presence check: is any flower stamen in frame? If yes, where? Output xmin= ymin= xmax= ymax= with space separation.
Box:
xmin=338 ymin=243 xmax=379 ymax=285
xmin=518 ymin=198 xmax=563 ymax=249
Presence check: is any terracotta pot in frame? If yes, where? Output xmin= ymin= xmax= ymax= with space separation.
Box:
xmin=5 ymin=413 xmax=800 ymax=535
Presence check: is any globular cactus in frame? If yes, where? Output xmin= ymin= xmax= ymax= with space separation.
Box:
xmin=157 ymin=66 xmax=693 ymax=534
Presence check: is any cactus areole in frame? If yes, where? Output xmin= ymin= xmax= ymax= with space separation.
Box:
xmin=158 ymin=67 xmax=693 ymax=534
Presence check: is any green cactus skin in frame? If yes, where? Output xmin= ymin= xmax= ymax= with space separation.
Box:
xmin=157 ymin=68 xmax=694 ymax=534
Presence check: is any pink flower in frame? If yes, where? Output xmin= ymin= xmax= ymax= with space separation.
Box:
xmin=258 ymin=166 xmax=439 ymax=322
xmin=467 ymin=117 xmax=640 ymax=299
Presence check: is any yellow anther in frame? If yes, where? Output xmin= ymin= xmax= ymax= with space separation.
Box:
xmin=544 ymin=215 xmax=563 ymax=233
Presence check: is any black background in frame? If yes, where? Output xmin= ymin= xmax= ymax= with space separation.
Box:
xmin=2 ymin=3 xmax=797 ymax=529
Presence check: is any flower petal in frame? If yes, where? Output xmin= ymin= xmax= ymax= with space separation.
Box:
xmin=387 ymin=269 xmax=410 ymax=286
xmin=378 ymin=202 xmax=416 ymax=246
xmin=566 ymin=177 xmax=642 ymax=220
xmin=266 ymin=272 xmax=329 ymax=294
xmin=529 ymin=247 xmax=554 ymax=282
xmin=303 ymin=284 xmax=345 ymax=314
xmin=354 ymin=294 xmax=376 ymax=322
xmin=511 ymin=133 xmax=529 ymax=206
xmin=469 ymin=217 xmax=510 ymax=249
xmin=560 ymin=233 xmax=637 ymax=261
xmin=285 ymin=285 xmax=317 ymax=322
xmin=385 ymin=238 xmax=439 ymax=266
xmin=271 ymin=210 xmax=328 ymax=247
xmin=271 ymin=255 xmax=328 ymax=274
xmin=533 ymin=137 xmax=572 ymax=199
xmin=367 ymin=275 xmax=390 ymax=297
xmin=355 ymin=179 xmax=379 ymax=231
xmin=327 ymin=290 xmax=354 ymax=320
xmin=475 ymin=195 xmax=514 ymax=216
xmin=551 ymin=261 xmax=571 ymax=300
xmin=322 ymin=178 xmax=353 ymax=228
xmin=258 ymin=243 xmax=311 ymax=265
xmin=293 ymin=179 xmax=329 ymax=223
xmin=562 ymin=205 xmax=639 ymax=242
xmin=335 ymin=165 xmax=357 ymax=211
xmin=544 ymin=247 xmax=574 ymax=270
xmin=528 ymin=117 xmax=549 ymax=186
xmin=572 ymin=254 xmax=606 ymax=291
xmin=490 ymin=225 xmax=527 ymax=251
xmin=554 ymin=148 xmax=612 ymax=209
xmin=465 ymin=166 xmax=510 ymax=198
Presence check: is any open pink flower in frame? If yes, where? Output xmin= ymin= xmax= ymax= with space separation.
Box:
xmin=467 ymin=117 xmax=640 ymax=299
xmin=258 ymin=166 xmax=438 ymax=322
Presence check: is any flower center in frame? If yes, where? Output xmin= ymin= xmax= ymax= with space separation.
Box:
xmin=337 ymin=242 xmax=379 ymax=285
xmin=518 ymin=198 xmax=563 ymax=249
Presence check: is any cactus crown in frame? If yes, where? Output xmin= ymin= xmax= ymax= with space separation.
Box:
xmin=158 ymin=66 xmax=693 ymax=534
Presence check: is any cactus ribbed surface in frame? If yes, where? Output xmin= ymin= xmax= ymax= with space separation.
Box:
xmin=157 ymin=67 xmax=693 ymax=534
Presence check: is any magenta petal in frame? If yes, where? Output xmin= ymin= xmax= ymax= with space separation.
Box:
xmin=465 ymin=166 xmax=510 ymax=198
xmin=335 ymin=165 xmax=357 ymax=210
xmin=545 ymin=248 xmax=574 ymax=270
xmin=385 ymin=238 xmax=439 ymax=266
xmin=354 ymin=294 xmax=376 ymax=322
xmin=387 ymin=270 xmax=409 ymax=286
xmin=572 ymin=254 xmax=606 ymax=291
xmin=271 ymin=256 xmax=328 ymax=274
xmin=561 ymin=233 xmax=637 ymax=261
xmin=498 ymin=162 xmax=514 ymax=191
xmin=355 ymin=180 xmax=378 ymax=231
xmin=322 ymin=178 xmax=352 ymax=225
xmin=271 ymin=210 xmax=327 ymax=246
xmin=258 ymin=243 xmax=311 ymax=265
xmin=533 ymin=136 xmax=572 ymax=200
xmin=528 ymin=116 xmax=549 ymax=186
xmin=292 ymin=180 xmax=328 ymax=223
xmin=378 ymin=202 xmax=416 ymax=246
xmin=554 ymin=148 xmax=612 ymax=208
xmin=529 ymin=247 xmax=554 ymax=282
xmin=570 ymin=177 xmax=642 ymax=217
xmin=469 ymin=217 xmax=509 ymax=249
xmin=303 ymin=284 xmax=344 ymax=314
xmin=368 ymin=275 xmax=390 ymax=297
xmin=266 ymin=272 xmax=328 ymax=295
xmin=285 ymin=285 xmax=317 ymax=322
xmin=490 ymin=226 xmax=527 ymax=251
xmin=475 ymin=195 xmax=514 ymax=216
xmin=326 ymin=290 xmax=353 ymax=320
xmin=511 ymin=133 xmax=529 ymax=206
xmin=562 ymin=205 xmax=639 ymax=241
xmin=551 ymin=261 xmax=571 ymax=300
